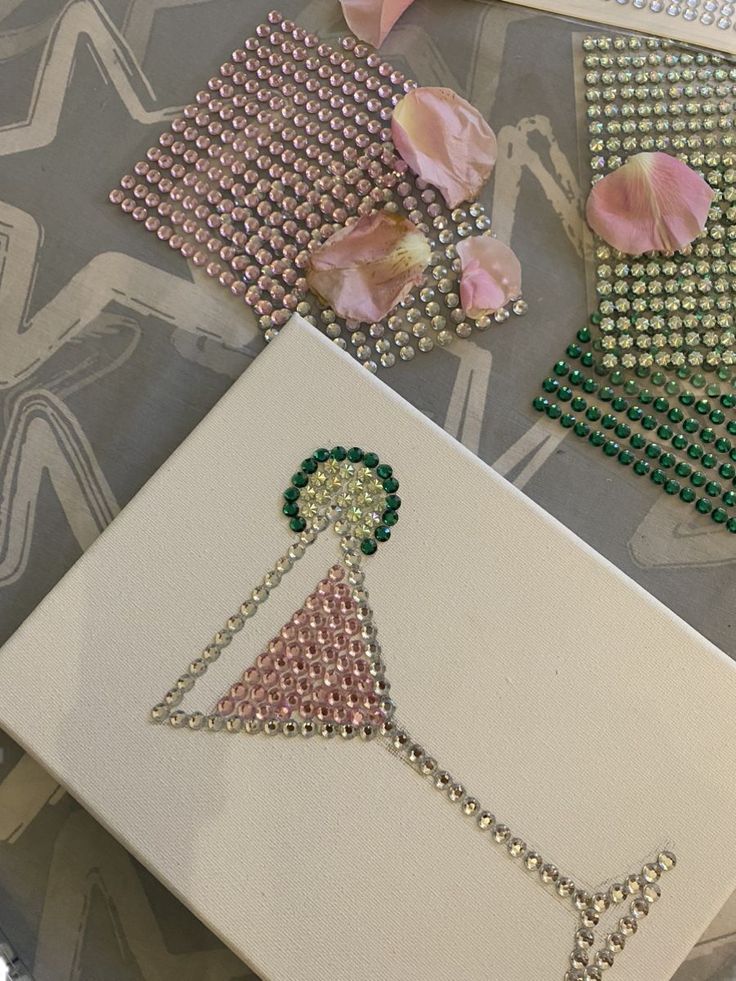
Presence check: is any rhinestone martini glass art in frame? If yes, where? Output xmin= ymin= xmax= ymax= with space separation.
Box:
xmin=152 ymin=444 xmax=676 ymax=980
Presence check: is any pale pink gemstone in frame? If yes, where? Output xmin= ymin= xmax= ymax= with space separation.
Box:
xmin=337 ymin=654 xmax=351 ymax=673
xmin=243 ymin=667 xmax=260 ymax=685
xmin=333 ymin=707 xmax=348 ymax=724
xmin=256 ymin=703 xmax=273 ymax=721
xmin=304 ymin=643 xmax=319 ymax=662
xmin=250 ymin=685 xmax=267 ymax=703
xmin=333 ymin=632 xmax=348 ymax=650
xmin=256 ymin=653 xmax=273 ymax=670
xmin=297 ymin=628 xmax=312 ymax=644
xmin=324 ymin=668 xmax=339 ymax=688
xmin=309 ymin=663 xmax=324 ymax=680
xmin=281 ymin=624 xmax=297 ymax=642
xmin=237 ymin=701 xmax=255 ymax=720
xmin=262 ymin=669 xmax=278 ymax=687
xmin=230 ymin=682 xmax=247 ymax=700
xmin=300 ymin=700 xmax=315 ymax=720
xmin=217 ymin=697 xmax=234 ymax=715
xmin=345 ymin=618 xmax=360 ymax=636
xmin=319 ymin=644 xmax=336 ymax=664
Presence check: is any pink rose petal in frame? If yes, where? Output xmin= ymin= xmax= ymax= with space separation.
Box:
xmin=339 ymin=0 xmax=415 ymax=46
xmin=306 ymin=210 xmax=430 ymax=323
xmin=586 ymin=151 xmax=714 ymax=255
xmin=391 ymin=87 xmax=497 ymax=208
xmin=457 ymin=237 xmax=522 ymax=320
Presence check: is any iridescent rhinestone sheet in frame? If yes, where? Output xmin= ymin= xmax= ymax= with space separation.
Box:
xmin=110 ymin=11 xmax=526 ymax=372
xmin=535 ymin=34 xmax=736 ymax=533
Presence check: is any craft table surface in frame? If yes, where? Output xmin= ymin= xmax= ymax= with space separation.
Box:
xmin=0 ymin=1 xmax=732 ymax=979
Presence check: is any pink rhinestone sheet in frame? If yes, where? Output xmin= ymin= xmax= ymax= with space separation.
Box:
xmin=110 ymin=10 xmax=526 ymax=370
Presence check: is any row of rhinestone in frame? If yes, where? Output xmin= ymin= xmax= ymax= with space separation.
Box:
xmin=151 ymin=513 xmax=394 ymax=738
xmin=111 ymin=10 xmax=526 ymax=371
xmin=605 ymin=0 xmax=736 ymax=31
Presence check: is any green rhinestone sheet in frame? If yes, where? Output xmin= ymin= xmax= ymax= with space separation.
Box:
xmin=536 ymin=34 xmax=736 ymax=533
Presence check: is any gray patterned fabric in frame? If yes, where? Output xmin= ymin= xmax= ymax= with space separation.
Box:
xmin=0 ymin=0 xmax=733 ymax=978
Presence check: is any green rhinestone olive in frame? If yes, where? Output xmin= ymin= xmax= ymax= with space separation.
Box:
xmin=347 ymin=447 xmax=364 ymax=462
xmin=313 ymin=448 xmax=330 ymax=462
xmin=633 ymin=460 xmax=650 ymax=476
xmin=696 ymin=498 xmax=712 ymax=514
xmin=618 ymin=450 xmax=634 ymax=465
xmin=301 ymin=457 xmax=318 ymax=474
xmin=375 ymin=525 xmax=391 ymax=542
xmin=284 ymin=487 xmax=300 ymax=502
xmin=383 ymin=477 xmax=399 ymax=493
xmin=376 ymin=463 xmax=393 ymax=480
xmin=360 ymin=538 xmax=377 ymax=555
xmin=664 ymin=479 xmax=680 ymax=495
xmin=533 ymin=396 xmax=548 ymax=412
xmin=331 ymin=446 xmax=347 ymax=461
xmin=727 ymin=517 xmax=736 ymax=533
xmin=289 ymin=516 xmax=307 ymax=532
xmin=283 ymin=502 xmax=299 ymax=517
xmin=382 ymin=510 xmax=399 ymax=527
xmin=363 ymin=452 xmax=379 ymax=468
xmin=386 ymin=494 xmax=401 ymax=510
xmin=292 ymin=472 xmax=308 ymax=488
xmin=680 ymin=487 xmax=696 ymax=503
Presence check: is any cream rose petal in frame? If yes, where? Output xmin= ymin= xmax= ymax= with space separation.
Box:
xmin=306 ymin=210 xmax=431 ymax=323
xmin=391 ymin=87 xmax=497 ymax=208
xmin=339 ymin=0 xmax=415 ymax=46
xmin=585 ymin=151 xmax=714 ymax=255
xmin=457 ymin=237 xmax=522 ymax=320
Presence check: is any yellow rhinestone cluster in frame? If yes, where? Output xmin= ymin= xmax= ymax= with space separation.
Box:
xmin=301 ymin=459 xmax=385 ymax=537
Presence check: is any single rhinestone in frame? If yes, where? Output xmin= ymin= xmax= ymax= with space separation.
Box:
xmin=643 ymin=882 xmax=661 ymax=904
xmin=571 ymin=949 xmax=589 ymax=969
xmin=434 ymin=770 xmax=451 ymax=790
xmin=448 ymin=782 xmax=465 ymax=802
xmin=575 ymin=928 xmax=595 ymax=949
xmin=493 ymin=824 xmax=511 ymax=844
xmin=150 ymin=703 xmax=169 ymax=722
xmin=631 ymin=897 xmax=649 ymax=919
xmin=607 ymin=932 xmax=625 ymax=954
xmin=642 ymin=863 xmax=660 ymax=882
xmin=619 ymin=915 xmax=638 ymax=936
xmin=557 ymin=878 xmax=578 ymax=903
xmin=595 ymin=950 xmax=615 ymax=971
xmin=477 ymin=810 xmax=495 ymax=830
xmin=507 ymin=837 xmax=526 ymax=858
xmin=541 ymin=864 xmax=560 ymax=885
xmin=525 ymin=851 xmax=542 ymax=871
xmin=462 ymin=797 xmax=479 ymax=816
xmin=658 ymin=851 xmax=677 ymax=872
xmin=580 ymin=908 xmax=600 ymax=928
xmin=592 ymin=892 xmax=609 ymax=913
xmin=609 ymin=882 xmax=627 ymax=904
xmin=574 ymin=890 xmax=593 ymax=911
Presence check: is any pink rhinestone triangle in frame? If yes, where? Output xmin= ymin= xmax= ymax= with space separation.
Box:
xmin=213 ymin=564 xmax=388 ymax=728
